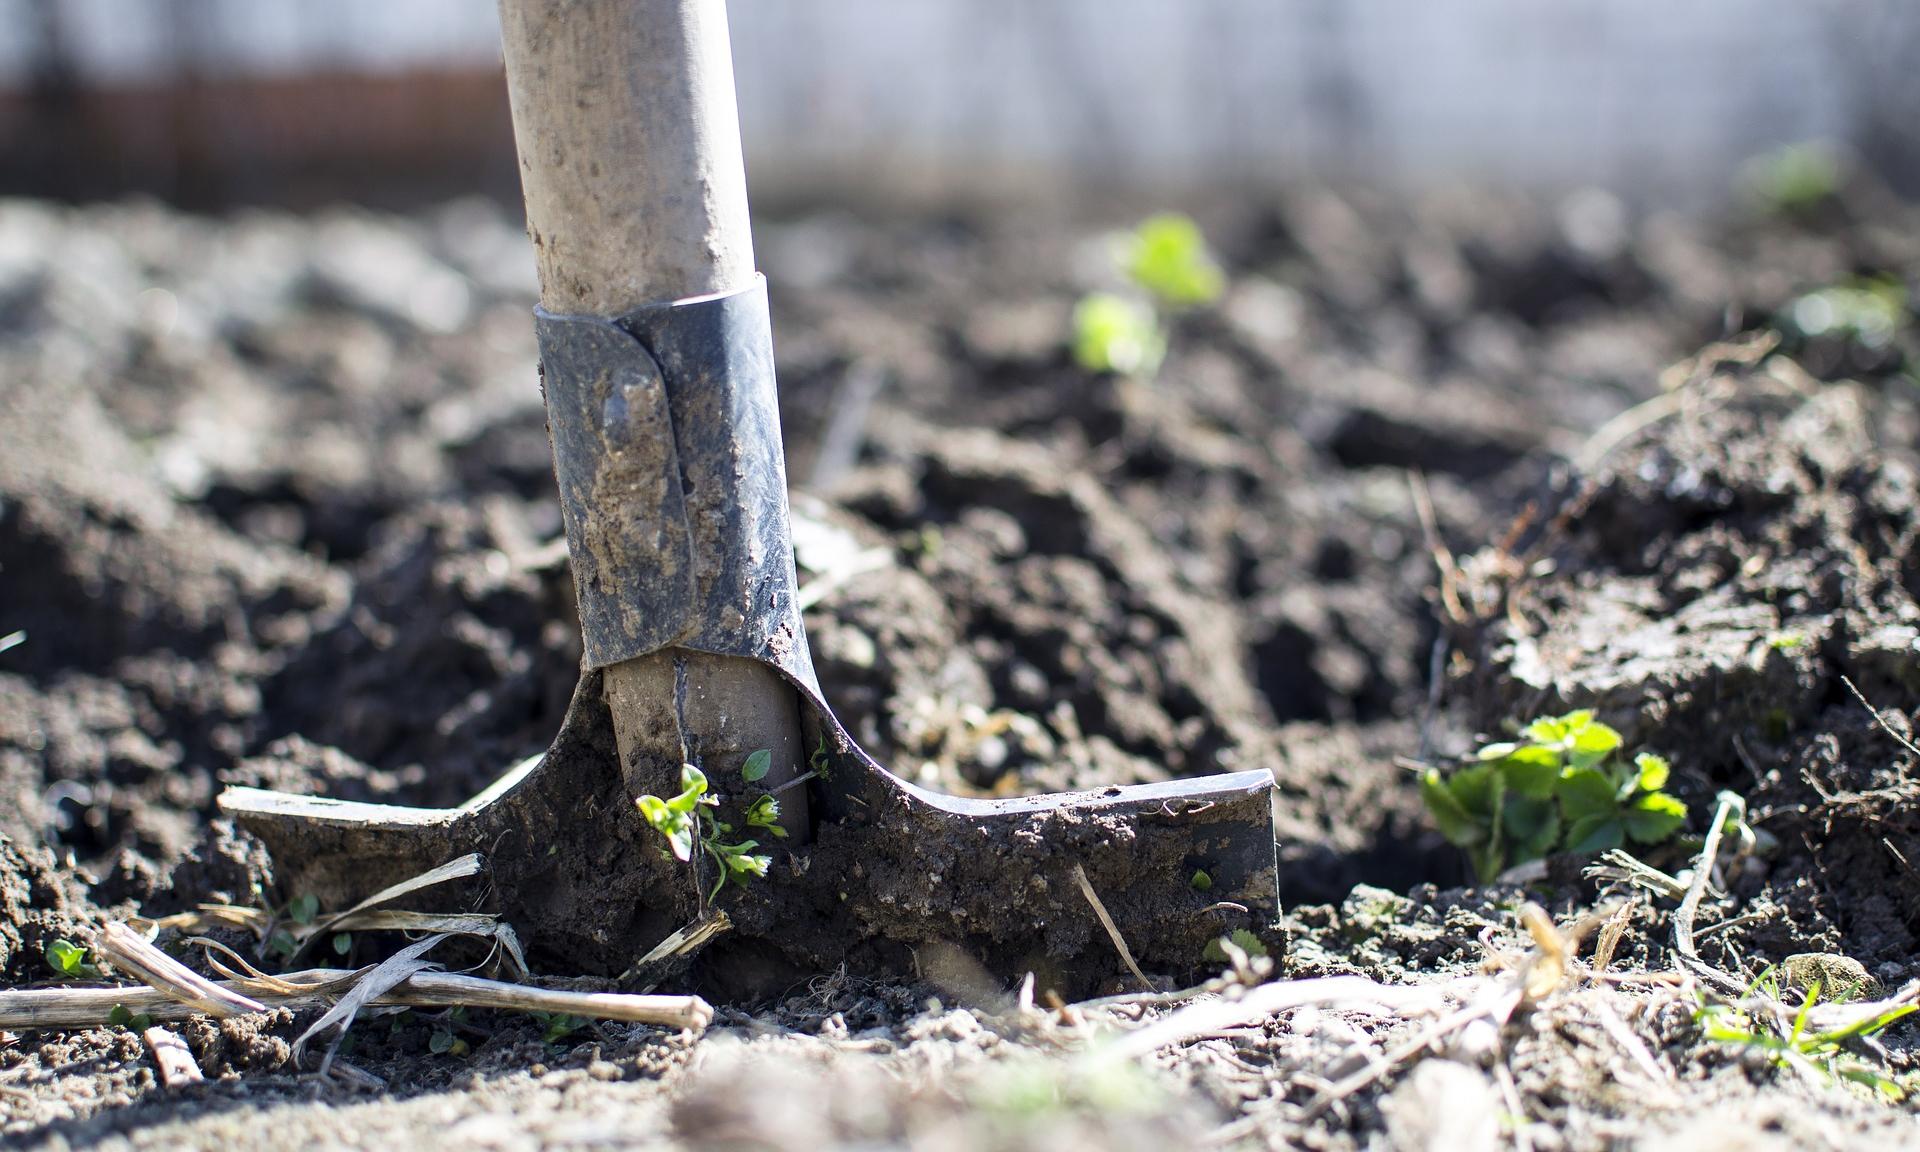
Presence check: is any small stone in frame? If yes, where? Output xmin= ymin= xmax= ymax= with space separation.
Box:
xmin=1781 ymin=953 xmax=1880 ymax=1001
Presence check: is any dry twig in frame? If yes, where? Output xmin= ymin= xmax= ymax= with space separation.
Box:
xmin=1840 ymin=675 xmax=1920 ymax=759
xmin=141 ymin=1026 xmax=203 ymax=1087
xmin=1673 ymin=793 xmax=1746 ymax=994
xmin=95 ymin=922 xmax=265 ymax=1018
xmin=0 ymin=966 xmax=714 ymax=1034
xmin=1071 ymin=863 xmax=1152 ymax=993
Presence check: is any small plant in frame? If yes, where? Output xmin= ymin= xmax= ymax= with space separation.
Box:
xmin=1203 ymin=929 xmax=1269 ymax=964
xmin=1782 ymin=276 xmax=1909 ymax=351
xmin=635 ymin=758 xmax=777 ymax=901
xmin=1421 ymin=710 xmax=1688 ymax=882
xmin=107 ymin=1004 xmax=153 ymax=1031
xmin=428 ymin=1027 xmax=471 ymax=1057
xmin=1073 ymin=294 xmax=1163 ymax=376
xmin=1072 ymin=213 xmax=1224 ymax=376
xmin=1739 ymin=142 xmax=1843 ymax=215
xmin=532 ymin=1011 xmax=587 ymax=1046
xmin=287 ymin=892 xmax=320 ymax=925
xmin=1697 ymin=968 xmax=1917 ymax=1101
xmin=44 ymin=938 xmax=100 ymax=980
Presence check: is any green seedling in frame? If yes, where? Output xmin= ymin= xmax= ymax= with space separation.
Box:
xmin=1203 ymin=929 xmax=1269 ymax=964
xmin=1073 ymin=293 xmax=1164 ymax=376
xmin=533 ymin=1011 xmax=586 ymax=1045
xmin=107 ymin=1004 xmax=153 ymax=1031
xmin=1421 ymin=709 xmax=1688 ymax=882
xmin=1072 ymin=213 xmax=1224 ymax=377
xmin=44 ymin=938 xmax=100 ymax=980
xmin=332 ymin=932 xmax=353 ymax=957
xmin=809 ymin=734 xmax=833 ymax=782
xmin=287 ymin=892 xmax=320 ymax=925
xmin=1124 ymin=213 xmax=1226 ymax=309
xmin=1783 ymin=276 xmax=1909 ymax=350
xmin=428 ymin=1027 xmax=471 ymax=1057
xmin=635 ymin=760 xmax=776 ymax=901
xmin=1697 ymin=968 xmax=1917 ymax=1101
xmin=1740 ymin=142 xmax=1843 ymax=215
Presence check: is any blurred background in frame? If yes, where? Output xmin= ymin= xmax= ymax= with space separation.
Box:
xmin=3 ymin=0 xmax=1919 ymax=209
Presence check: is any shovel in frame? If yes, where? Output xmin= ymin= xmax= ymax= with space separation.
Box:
xmin=220 ymin=0 xmax=1278 ymax=995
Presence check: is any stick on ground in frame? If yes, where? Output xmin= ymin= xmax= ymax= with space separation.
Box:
xmin=1071 ymin=863 xmax=1152 ymax=992
xmin=0 ymin=968 xmax=714 ymax=1033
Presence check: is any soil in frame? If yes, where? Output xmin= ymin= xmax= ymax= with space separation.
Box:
xmin=5 ymin=176 xmax=1920 ymax=1148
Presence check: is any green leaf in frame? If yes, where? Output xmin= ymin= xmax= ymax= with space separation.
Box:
xmin=1072 ymin=292 xmax=1165 ymax=376
xmin=1524 ymin=711 xmax=1584 ymax=745
xmin=1564 ymin=814 xmax=1625 ymax=854
xmin=1475 ymin=741 xmax=1520 ymax=761
xmin=1557 ymin=768 xmax=1620 ymax=822
xmin=1568 ymin=720 xmax=1623 ymax=770
xmin=1227 ymin=929 xmax=1268 ymax=958
xmin=741 ymin=749 xmax=772 ymax=783
xmin=728 ymin=853 xmax=771 ymax=881
xmin=668 ymin=765 xmax=709 ymax=814
xmin=1623 ymin=792 xmax=1688 ymax=844
xmin=1421 ymin=769 xmax=1485 ymax=847
xmin=745 ymin=794 xmax=786 ymax=837
xmin=1501 ymin=795 xmax=1559 ymax=844
xmin=1123 ymin=214 xmax=1224 ymax=309
xmin=1513 ymin=811 xmax=1564 ymax=863
xmin=46 ymin=938 xmax=87 ymax=977
xmin=541 ymin=1013 xmax=585 ymax=1044
xmin=1634 ymin=752 xmax=1671 ymax=792
xmin=288 ymin=893 xmax=319 ymax=925
xmin=332 ymin=933 xmax=353 ymax=957
xmin=429 ymin=1029 xmax=454 ymax=1054
xmin=1190 ymin=869 xmax=1213 ymax=892
xmin=1447 ymin=763 xmax=1500 ymax=817
xmin=108 ymin=1004 xmax=153 ymax=1031
xmin=637 ymin=795 xmax=696 ymax=862
xmin=1499 ymin=745 xmax=1565 ymax=799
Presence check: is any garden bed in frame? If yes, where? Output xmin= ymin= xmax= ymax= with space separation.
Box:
xmin=2 ymin=178 xmax=1919 ymax=1147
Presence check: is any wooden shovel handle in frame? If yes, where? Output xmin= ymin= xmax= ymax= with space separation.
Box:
xmin=499 ymin=0 xmax=755 ymax=313
xmin=498 ymin=0 xmax=809 ymax=845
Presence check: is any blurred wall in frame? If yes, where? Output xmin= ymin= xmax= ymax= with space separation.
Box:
xmin=1 ymin=0 xmax=1916 ymax=206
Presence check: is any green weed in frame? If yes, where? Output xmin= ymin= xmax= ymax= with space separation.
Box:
xmin=635 ymin=756 xmax=780 ymax=901
xmin=1124 ymin=213 xmax=1226 ymax=309
xmin=1203 ymin=929 xmax=1268 ymax=964
xmin=1782 ymin=276 xmax=1909 ymax=350
xmin=1740 ymin=142 xmax=1843 ymax=214
xmin=532 ymin=1011 xmax=587 ymax=1046
xmin=1421 ymin=710 xmax=1688 ymax=882
xmin=428 ymin=1027 xmax=471 ymax=1057
xmin=44 ymin=938 xmax=100 ymax=980
xmin=1073 ymin=293 xmax=1164 ymax=376
xmin=1073 ymin=213 xmax=1223 ymax=376
xmin=1697 ymin=968 xmax=1917 ymax=1101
